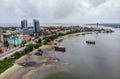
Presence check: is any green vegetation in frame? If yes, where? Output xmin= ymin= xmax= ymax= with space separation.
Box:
xmin=37 ymin=38 xmax=42 ymax=43
xmin=34 ymin=43 xmax=42 ymax=49
xmin=43 ymin=34 xmax=64 ymax=44
xmin=20 ymin=41 xmax=26 ymax=47
xmin=26 ymin=43 xmax=34 ymax=52
xmin=13 ymin=52 xmax=22 ymax=59
xmin=4 ymin=41 xmax=9 ymax=47
xmin=0 ymin=59 xmax=15 ymax=73
xmin=0 ymin=50 xmax=3 ymax=54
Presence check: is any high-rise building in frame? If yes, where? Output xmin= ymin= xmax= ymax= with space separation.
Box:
xmin=33 ymin=19 xmax=40 ymax=32
xmin=21 ymin=19 xmax=27 ymax=29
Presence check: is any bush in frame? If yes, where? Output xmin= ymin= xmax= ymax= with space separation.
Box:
xmin=37 ymin=38 xmax=42 ymax=43
xmin=43 ymin=40 xmax=48 ymax=45
xmin=4 ymin=41 xmax=9 ymax=47
xmin=34 ymin=43 xmax=42 ymax=49
xmin=26 ymin=43 xmax=34 ymax=52
xmin=14 ymin=52 xmax=21 ymax=59
xmin=0 ymin=50 xmax=3 ymax=54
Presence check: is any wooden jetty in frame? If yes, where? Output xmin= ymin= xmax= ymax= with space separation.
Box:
xmin=86 ymin=40 xmax=96 ymax=44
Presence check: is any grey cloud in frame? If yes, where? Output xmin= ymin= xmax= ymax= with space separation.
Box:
xmin=0 ymin=0 xmax=119 ymax=24
xmin=53 ymin=0 xmax=77 ymax=18
xmin=87 ymin=0 xmax=107 ymax=7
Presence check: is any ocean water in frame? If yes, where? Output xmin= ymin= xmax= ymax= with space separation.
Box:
xmin=42 ymin=28 xmax=120 ymax=79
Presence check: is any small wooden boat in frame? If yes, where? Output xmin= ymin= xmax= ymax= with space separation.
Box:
xmin=86 ymin=40 xmax=96 ymax=44
xmin=54 ymin=46 xmax=66 ymax=52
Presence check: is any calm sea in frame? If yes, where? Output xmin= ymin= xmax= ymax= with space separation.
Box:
xmin=42 ymin=27 xmax=120 ymax=79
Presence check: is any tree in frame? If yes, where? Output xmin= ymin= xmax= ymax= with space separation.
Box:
xmin=43 ymin=40 xmax=48 ymax=45
xmin=37 ymin=38 xmax=42 ymax=43
xmin=14 ymin=52 xmax=21 ymax=59
xmin=4 ymin=41 xmax=9 ymax=47
xmin=30 ymin=33 xmax=34 ymax=37
xmin=34 ymin=43 xmax=42 ymax=49
xmin=26 ymin=43 xmax=34 ymax=52
xmin=0 ymin=50 xmax=3 ymax=54
xmin=20 ymin=41 xmax=25 ymax=47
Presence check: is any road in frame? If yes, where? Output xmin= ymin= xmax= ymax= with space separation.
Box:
xmin=0 ymin=36 xmax=44 ymax=60
xmin=0 ymin=46 xmax=26 ymax=60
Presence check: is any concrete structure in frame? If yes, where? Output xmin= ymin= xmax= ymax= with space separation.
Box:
xmin=8 ymin=36 xmax=23 ymax=46
xmin=33 ymin=19 xmax=40 ymax=32
xmin=21 ymin=19 xmax=27 ymax=29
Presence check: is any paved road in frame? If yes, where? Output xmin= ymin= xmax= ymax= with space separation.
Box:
xmin=0 ymin=37 xmax=39 ymax=60
xmin=0 ymin=46 xmax=26 ymax=60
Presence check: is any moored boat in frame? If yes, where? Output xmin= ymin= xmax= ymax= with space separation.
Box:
xmin=54 ymin=46 xmax=66 ymax=52
xmin=86 ymin=40 xmax=96 ymax=44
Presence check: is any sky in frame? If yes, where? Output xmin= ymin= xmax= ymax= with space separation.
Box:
xmin=0 ymin=0 xmax=120 ymax=24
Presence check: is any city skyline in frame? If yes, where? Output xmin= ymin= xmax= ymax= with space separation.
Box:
xmin=0 ymin=0 xmax=120 ymax=24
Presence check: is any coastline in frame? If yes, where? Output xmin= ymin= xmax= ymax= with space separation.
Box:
xmin=0 ymin=31 xmax=93 ymax=79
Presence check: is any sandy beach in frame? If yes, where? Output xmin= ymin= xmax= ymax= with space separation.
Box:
xmin=0 ymin=32 xmax=92 ymax=79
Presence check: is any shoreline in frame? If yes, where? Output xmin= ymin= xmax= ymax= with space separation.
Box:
xmin=0 ymin=31 xmax=93 ymax=79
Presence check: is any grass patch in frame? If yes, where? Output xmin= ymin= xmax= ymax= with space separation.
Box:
xmin=0 ymin=59 xmax=15 ymax=74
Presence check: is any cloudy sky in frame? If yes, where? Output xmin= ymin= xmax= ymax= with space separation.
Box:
xmin=0 ymin=0 xmax=120 ymax=24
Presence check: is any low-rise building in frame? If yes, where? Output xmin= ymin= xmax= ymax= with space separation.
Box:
xmin=8 ymin=36 xmax=23 ymax=46
xmin=0 ymin=46 xmax=6 ymax=52
xmin=22 ymin=35 xmax=32 ymax=41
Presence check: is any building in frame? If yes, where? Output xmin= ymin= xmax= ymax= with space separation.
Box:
xmin=21 ymin=19 xmax=27 ymax=29
xmin=0 ymin=28 xmax=4 ymax=42
xmin=0 ymin=47 xmax=6 ymax=52
xmin=22 ymin=35 xmax=32 ymax=41
xmin=1 ymin=31 xmax=11 ymax=42
xmin=8 ymin=36 xmax=23 ymax=46
xmin=22 ymin=29 xmax=34 ymax=35
xmin=0 ymin=34 xmax=3 ymax=42
xmin=33 ymin=19 xmax=40 ymax=32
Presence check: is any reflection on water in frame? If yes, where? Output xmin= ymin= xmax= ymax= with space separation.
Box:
xmin=43 ymin=28 xmax=120 ymax=79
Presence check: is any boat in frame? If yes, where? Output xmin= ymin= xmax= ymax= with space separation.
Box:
xmin=54 ymin=46 xmax=66 ymax=52
xmin=86 ymin=40 xmax=96 ymax=44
